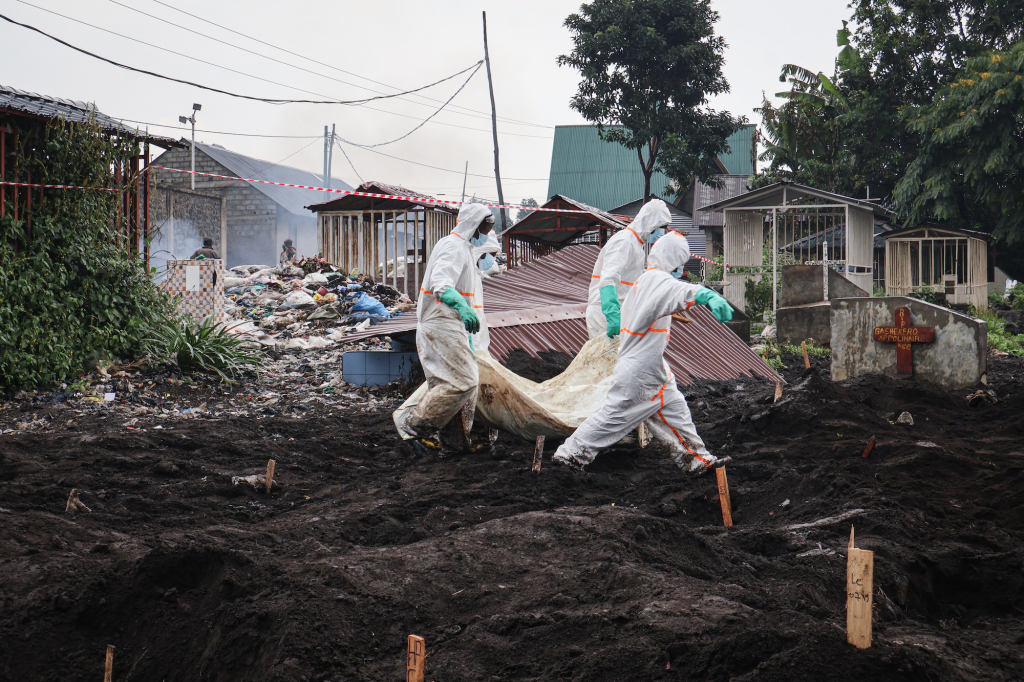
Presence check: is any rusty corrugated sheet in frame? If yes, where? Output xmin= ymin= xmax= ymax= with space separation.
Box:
xmin=338 ymin=244 xmax=779 ymax=383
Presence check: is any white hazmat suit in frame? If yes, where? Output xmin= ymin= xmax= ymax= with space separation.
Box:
xmin=554 ymin=231 xmax=725 ymax=474
xmin=396 ymin=203 xmax=492 ymax=441
xmin=470 ymin=231 xmax=501 ymax=353
xmin=586 ymin=199 xmax=671 ymax=338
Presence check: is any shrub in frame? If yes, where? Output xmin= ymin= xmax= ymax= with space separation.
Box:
xmin=0 ymin=117 xmax=171 ymax=390
xmin=145 ymin=315 xmax=263 ymax=382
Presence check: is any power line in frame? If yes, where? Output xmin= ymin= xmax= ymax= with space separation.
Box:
xmin=110 ymin=0 xmax=538 ymax=131
xmin=245 ymin=137 xmax=323 ymax=176
xmin=147 ymin=0 xmax=553 ymax=130
xmin=5 ymin=5 xmax=481 ymax=106
xmin=336 ymin=143 xmax=364 ymax=185
xmin=115 ymin=119 xmax=321 ymax=138
xmin=333 ymin=63 xmax=482 ymax=148
xmin=339 ymin=141 xmax=547 ymax=181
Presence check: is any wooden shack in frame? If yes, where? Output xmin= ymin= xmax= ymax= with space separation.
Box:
xmin=306 ymin=181 xmax=457 ymax=300
xmin=883 ymin=223 xmax=989 ymax=310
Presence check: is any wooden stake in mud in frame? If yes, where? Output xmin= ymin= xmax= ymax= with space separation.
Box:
xmin=531 ymin=436 xmax=545 ymax=473
xmin=715 ymin=467 xmax=733 ymax=527
xmin=801 ymin=341 xmax=811 ymax=369
xmin=406 ymin=634 xmax=426 ymax=682
xmin=103 ymin=645 xmax=115 ymax=682
xmin=861 ymin=437 xmax=876 ymax=459
xmin=846 ymin=526 xmax=874 ymax=649
xmin=264 ymin=459 xmax=276 ymax=494
xmin=773 ymin=381 xmax=783 ymax=403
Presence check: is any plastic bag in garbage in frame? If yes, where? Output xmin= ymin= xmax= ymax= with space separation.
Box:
xmin=304 ymin=272 xmax=329 ymax=285
xmin=351 ymin=292 xmax=388 ymax=317
xmin=282 ymin=290 xmax=316 ymax=307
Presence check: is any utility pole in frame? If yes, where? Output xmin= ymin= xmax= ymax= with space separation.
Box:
xmin=178 ymin=103 xmax=201 ymax=190
xmin=327 ymin=124 xmax=336 ymax=190
xmin=461 ymin=161 xmax=468 ymax=204
xmin=323 ymin=126 xmax=329 ymax=186
xmin=482 ymin=12 xmax=507 ymax=234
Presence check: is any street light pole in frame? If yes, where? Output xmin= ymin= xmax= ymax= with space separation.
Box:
xmin=178 ymin=103 xmax=201 ymax=190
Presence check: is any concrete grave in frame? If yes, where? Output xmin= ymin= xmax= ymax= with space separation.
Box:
xmin=776 ymin=265 xmax=869 ymax=345
xmin=831 ymin=297 xmax=987 ymax=390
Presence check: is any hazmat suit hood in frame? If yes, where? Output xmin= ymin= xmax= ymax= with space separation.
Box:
xmin=647 ymin=230 xmax=692 ymax=273
xmin=629 ymin=198 xmax=673 ymax=240
xmin=454 ymin=204 xmax=493 ymax=240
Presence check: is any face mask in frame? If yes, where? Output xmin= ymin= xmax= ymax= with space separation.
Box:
xmin=648 ymin=227 xmax=666 ymax=244
xmin=478 ymin=254 xmax=495 ymax=271
xmin=471 ymin=233 xmax=489 ymax=247
xmin=670 ymin=267 xmax=686 ymax=280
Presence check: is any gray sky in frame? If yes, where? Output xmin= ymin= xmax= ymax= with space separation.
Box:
xmin=0 ymin=0 xmax=851 ymax=204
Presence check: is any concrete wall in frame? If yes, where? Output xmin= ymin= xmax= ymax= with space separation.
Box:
xmin=780 ymin=264 xmax=868 ymax=307
xmin=153 ymin=147 xmax=286 ymax=267
xmin=831 ymin=297 xmax=987 ymax=390
xmin=777 ymin=302 xmax=831 ymax=345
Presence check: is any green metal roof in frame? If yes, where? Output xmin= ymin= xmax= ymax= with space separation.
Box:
xmin=546 ymin=124 xmax=756 ymax=211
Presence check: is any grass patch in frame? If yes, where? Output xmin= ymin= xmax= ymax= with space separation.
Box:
xmin=146 ymin=315 xmax=264 ymax=382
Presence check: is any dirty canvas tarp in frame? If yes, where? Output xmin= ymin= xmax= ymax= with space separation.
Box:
xmin=393 ymin=336 xmax=620 ymax=440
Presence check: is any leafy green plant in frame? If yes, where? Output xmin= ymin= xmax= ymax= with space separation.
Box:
xmin=145 ymin=315 xmax=263 ymax=382
xmin=907 ymin=287 xmax=946 ymax=306
xmin=0 ymin=116 xmax=172 ymax=391
xmin=969 ymin=305 xmax=1024 ymax=357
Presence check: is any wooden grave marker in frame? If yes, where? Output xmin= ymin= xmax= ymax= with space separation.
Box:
xmin=715 ymin=467 xmax=733 ymax=527
xmin=872 ymin=307 xmax=935 ymax=377
xmin=407 ymin=634 xmax=426 ymax=682
xmin=846 ymin=525 xmax=874 ymax=649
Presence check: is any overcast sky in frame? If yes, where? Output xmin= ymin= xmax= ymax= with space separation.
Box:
xmin=1 ymin=0 xmax=851 ymax=204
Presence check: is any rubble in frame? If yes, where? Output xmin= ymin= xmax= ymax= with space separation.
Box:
xmin=223 ymin=261 xmax=414 ymax=351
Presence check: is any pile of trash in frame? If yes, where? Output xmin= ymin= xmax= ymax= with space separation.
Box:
xmin=221 ymin=262 xmax=414 ymax=350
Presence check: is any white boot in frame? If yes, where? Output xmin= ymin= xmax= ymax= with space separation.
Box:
xmin=687 ymin=453 xmax=730 ymax=475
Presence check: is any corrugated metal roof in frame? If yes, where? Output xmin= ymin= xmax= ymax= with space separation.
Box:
xmin=546 ymin=126 xmax=676 ymax=210
xmin=0 ymin=84 xmax=179 ymax=147
xmin=700 ymin=180 xmax=896 ymax=218
xmin=505 ymin=194 xmax=628 ymax=247
xmin=189 ymin=141 xmax=350 ymax=217
xmin=693 ymin=175 xmax=751 ymax=227
xmin=546 ymin=125 xmax=758 ymax=211
xmin=306 ymin=180 xmax=456 ymax=214
xmin=718 ymin=124 xmax=757 ymax=176
xmin=340 ymin=244 xmax=780 ymax=384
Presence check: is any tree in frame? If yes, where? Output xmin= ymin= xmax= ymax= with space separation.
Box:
xmin=558 ymin=0 xmax=738 ymax=199
xmin=894 ymin=45 xmax=1024 ymax=244
xmin=839 ymin=0 xmax=1024 ymax=200
xmin=515 ymin=198 xmax=539 ymax=224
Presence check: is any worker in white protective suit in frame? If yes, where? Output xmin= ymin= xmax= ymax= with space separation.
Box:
xmin=554 ymin=230 xmax=735 ymax=475
xmin=470 ymin=230 xmax=501 ymax=353
xmin=586 ymin=199 xmax=672 ymax=339
xmin=395 ymin=203 xmax=494 ymax=453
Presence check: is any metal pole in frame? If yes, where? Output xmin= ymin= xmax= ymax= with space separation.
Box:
xmin=323 ymin=126 xmax=329 ymax=185
xmin=327 ymin=124 xmax=335 ymax=190
xmin=461 ymin=161 xmax=468 ymax=204
xmin=190 ymin=117 xmax=195 ymax=190
xmin=772 ymin=208 xmax=777 ymax=320
xmin=482 ymin=11 xmax=507 ymax=233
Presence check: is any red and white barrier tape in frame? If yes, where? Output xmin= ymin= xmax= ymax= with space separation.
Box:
xmin=0 ymin=180 xmax=120 ymax=192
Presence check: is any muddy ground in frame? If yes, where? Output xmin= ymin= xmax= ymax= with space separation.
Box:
xmin=1 ymin=352 xmax=1023 ymax=682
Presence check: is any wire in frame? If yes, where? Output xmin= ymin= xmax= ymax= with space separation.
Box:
xmin=146 ymin=0 xmax=553 ymax=130
xmin=114 ymin=119 xmax=321 ymax=138
xmin=245 ymin=137 xmax=322 ymax=177
xmin=4 ymin=6 xmax=482 ymax=106
xmin=333 ymin=63 xmax=482 ymax=148
xmin=338 ymin=141 xmax=547 ymax=181
xmin=334 ymin=142 xmax=364 ymax=185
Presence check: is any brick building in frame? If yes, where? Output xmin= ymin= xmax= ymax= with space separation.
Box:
xmin=151 ymin=141 xmax=351 ymax=267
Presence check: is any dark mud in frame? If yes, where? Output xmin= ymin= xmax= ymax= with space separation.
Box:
xmin=1 ymin=356 xmax=1023 ymax=681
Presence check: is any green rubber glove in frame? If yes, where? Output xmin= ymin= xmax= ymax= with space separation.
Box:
xmin=694 ymin=287 xmax=734 ymax=323
xmin=439 ymin=287 xmax=480 ymax=333
xmin=600 ymin=285 xmax=621 ymax=337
